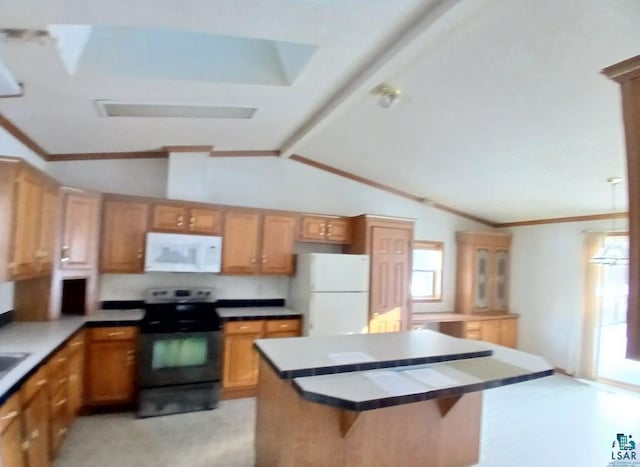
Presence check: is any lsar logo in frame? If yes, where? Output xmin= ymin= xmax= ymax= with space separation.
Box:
xmin=610 ymin=433 xmax=640 ymax=466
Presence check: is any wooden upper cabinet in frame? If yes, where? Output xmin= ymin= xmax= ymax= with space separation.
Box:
xmin=60 ymin=191 xmax=101 ymax=270
xmin=300 ymin=216 xmax=351 ymax=244
xmin=151 ymin=204 xmax=221 ymax=234
xmin=455 ymin=232 xmax=511 ymax=314
xmin=222 ymin=212 xmax=295 ymax=275
xmin=100 ymin=198 xmax=149 ymax=273
xmin=261 ymin=215 xmax=295 ymax=275
xmin=151 ymin=204 xmax=185 ymax=232
xmin=37 ymin=183 xmax=59 ymax=274
xmin=222 ymin=212 xmax=261 ymax=274
xmin=11 ymin=167 xmax=43 ymax=278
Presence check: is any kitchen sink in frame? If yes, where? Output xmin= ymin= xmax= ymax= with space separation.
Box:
xmin=0 ymin=352 xmax=29 ymax=377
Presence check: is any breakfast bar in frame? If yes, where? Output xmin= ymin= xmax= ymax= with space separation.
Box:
xmin=254 ymin=330 xmax=553 ymax=467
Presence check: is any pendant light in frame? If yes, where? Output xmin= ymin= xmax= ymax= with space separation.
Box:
xmin=590 ymin=177 xmax=629 ymax=265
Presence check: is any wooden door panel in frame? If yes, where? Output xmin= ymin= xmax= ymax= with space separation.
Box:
xmin=325 ymin=218 xmax=351 ymax=243
xmin=223 ymin=333 xmax=262 ymax=389
xmin=87 ymin=341 xmax=135 ymax=404
xmin=12 ymin=169 xmax=42 ymax=277
xmin=300 ymin=217 xmax=326 ymax=241
xmin=151 ymin=205 xmax=186 ymax=232
xmin=222 ymin=212 xmax=260 ymax=274
xmin=23 ymin=389 xmax=50 ymax=467
xmin=101 ymin=200 xmax=148 ymax=273
xmin=62 ymin=193 xmax=99 ymax=270
xmin=37 ymin=184 xmax=58 ymax=274
xmin=188 ymin=208 xmax=222 ymax=234
xmin=0 ymin=415 xmax=25 ymax=467
xmin=369 ymin=227 xmax=411 ymax=333
xmin=261 ymin=215 xmax=295 ymax=275
xmin=481 ymin=321 xmax=501 ymax=345
xmin=500 ymin=318 xmax=518 ymax=348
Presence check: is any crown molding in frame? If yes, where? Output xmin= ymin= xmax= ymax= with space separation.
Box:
xmin=495 ymin=212 xmax=628 ymax=228
xmin=602 ymin=55 xmax=640 ymax=83
xmin=210 ymin=150 xmax=280 ymax=157
xmin=48 ymin=151 xmax=167 ymax=161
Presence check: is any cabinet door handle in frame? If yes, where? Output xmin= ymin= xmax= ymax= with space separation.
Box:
xmin=61 ymin=245 xmax=70 ymax=263
xmin=326 ymin=222 xmax=332 ymax=237
xmin=31 ymin=429 xmax=39 ymax=440
xmin=0 ymin=410 xmax=18 ymax=421
xmin=70 ymin=341 xmax=82 ymax=347
xmin=319 ymin=223 xmax=326 ymax=235
xmin=56 ymin=398 xmax=67 ymax=407
xmin=56 ymin=357 xmax=67 ymax=363
xmin=262 ymin=255 xmax=268 ymax=264
xmin=21 ymin=440 xmax=30 ymax=451
xmin=108 ymin=331 xmax=125 ymax=337
xmin=279 ymin=324 xmax=288 ymax=329
xmin=250 ymin=257 xmax=257 ymax=264
xmin=36 ymin=379 xmax=47 ymax=387
xmin=136 ymin=249 xmax=143 ymax=260
xmin=189 ymin=216 xmax=195 ymax=228
xmin=177 ymin=215 xmax=184 ymax=226
xmin=240 ymin=325 xmax=248 ymax=330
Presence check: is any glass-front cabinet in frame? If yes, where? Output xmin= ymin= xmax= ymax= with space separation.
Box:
xmin=457 ymin=232 xmax=512 ymax=314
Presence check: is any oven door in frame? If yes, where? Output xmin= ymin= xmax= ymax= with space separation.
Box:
xmin=138 ymin=331 xmax=221 ymax=388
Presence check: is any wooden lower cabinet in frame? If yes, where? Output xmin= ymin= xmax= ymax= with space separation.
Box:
xmin=23 ymin=387 xmax=50 ymax=467
xmin=0 ymin=393 xmax=25 ymax=467
xmin=86 ymin=327 xmax=137 ymax=405
xmin=222 ymin=318 xmax=300 ymax=398
xmin=439 ymin=316 xmax=518 ymax=348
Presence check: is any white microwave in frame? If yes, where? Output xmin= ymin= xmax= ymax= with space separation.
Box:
xmin=145 ymin=232 xmax=222 ymax=273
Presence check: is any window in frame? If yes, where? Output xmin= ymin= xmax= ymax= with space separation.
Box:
xmin=411 ymin=241 xmax=443 ymax=301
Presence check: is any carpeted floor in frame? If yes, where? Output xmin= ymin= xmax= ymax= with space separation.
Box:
xmin=54 ymin=375 xmax=640 ymax=467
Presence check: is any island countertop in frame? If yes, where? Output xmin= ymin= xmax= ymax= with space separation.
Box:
xmin=254 ymin=329 xmax=493 ymax=378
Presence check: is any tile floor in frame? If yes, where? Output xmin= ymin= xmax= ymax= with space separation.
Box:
xmin=55 ymin=375 xmax=640 ymax=467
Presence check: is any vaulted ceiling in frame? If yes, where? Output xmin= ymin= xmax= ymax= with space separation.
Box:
xmin=1 ymin=0 xmax=639 ymax=223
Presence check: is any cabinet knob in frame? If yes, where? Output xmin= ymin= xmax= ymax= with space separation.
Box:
xmin=177 ymin=215 xmax=184 ymax=226
xmin=262 ymin=255 xmax=268 ymax=264
xmin=250 ymin=257 xmax=257 ymax=264
xmin=326 ymin=222 xmax=332 ymax=236
xmin=189 ymin=216 xmax=195 ymax=228
xmin=136 ymin=249 xmax=143 ymax=260
xmin=319 ymin=223 xmax=326 ymax=235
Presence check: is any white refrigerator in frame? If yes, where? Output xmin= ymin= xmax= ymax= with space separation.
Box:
xmin=288 ymin=253 xmax=369 ymax=336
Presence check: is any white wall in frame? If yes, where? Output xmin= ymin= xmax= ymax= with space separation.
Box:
xmin=0 ymin=126 xmax=49 ymax=318
xmin=504 ymin=218 xmax=627 ymax=373
xmin=52 ymin=154 xmax=491 ymax=307
xmin=47 ymin=158 xmax=168 ymax=197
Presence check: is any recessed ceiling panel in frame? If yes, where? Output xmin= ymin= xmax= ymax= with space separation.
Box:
xmin=95 ymin=100 xmax=256 ymax=119
xmin=50 ymin=25 xmax=316 ymax=85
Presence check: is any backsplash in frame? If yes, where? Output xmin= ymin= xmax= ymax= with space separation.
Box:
xmin=99 ymin=273 xmax=290 ymax=301
xmin=0 ymin=281 xmax=14 ymax=315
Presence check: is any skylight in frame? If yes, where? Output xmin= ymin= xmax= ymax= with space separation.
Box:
xmin=48 ymin=25 xmax=316 ymax=86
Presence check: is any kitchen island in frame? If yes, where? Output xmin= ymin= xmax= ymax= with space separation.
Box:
xmin=254 ymin=330 xmax=553 ymax=467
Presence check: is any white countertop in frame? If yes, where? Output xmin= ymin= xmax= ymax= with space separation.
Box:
xmin=254 ymin=329 xmax=492 ymax=378
xmin=0 ymin=309 xmax=144 ymax=400
xmin=293 ymin=343 xmax=553 ymax=410
xmin=216 ymin=307 xmax=300 ymax=319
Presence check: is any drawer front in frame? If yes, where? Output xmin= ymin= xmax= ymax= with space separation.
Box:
xmin=0 ymin=392 xmax=21 ymax=433
xmin=464 ymin=321 xmax=482 ymax=331
xmin=465 ymin=330 xmax=482 ymax=340
xmin=265 ymin=319 xmax=300 ymax=334
xmin=66 ymin=331 xmax=86 ymax=354
xmin=225 ymin=320 xmax=264 ymax=335
xmin=48 ymin=347 xmax=70 ymax=376
xmin=21 ymin=365 xmax=48 ymax=404
xmin=89 ymin=326 xmax=137 ymax=341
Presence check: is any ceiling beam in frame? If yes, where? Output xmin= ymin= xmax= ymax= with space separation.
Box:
xmin=163 ymin=145 xmax=213 ymax=153
xmin=290 ymin=153 xmax=495 ymax=227
xmin=0 ymin=112 xmax=49 ymax=161
xmin=495 ymin=212 xmax=628 ymax=228
xmin=210 ymin=150 xmax=280 ymax=157
xmin=279 ymin=0 xmax=463 ymax=158
xmin=49 ymin=150 xmax=167 ymax=161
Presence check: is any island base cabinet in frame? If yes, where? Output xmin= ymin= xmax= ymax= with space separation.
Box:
xmin=255 ymin=359 xmax=481 ymax=467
